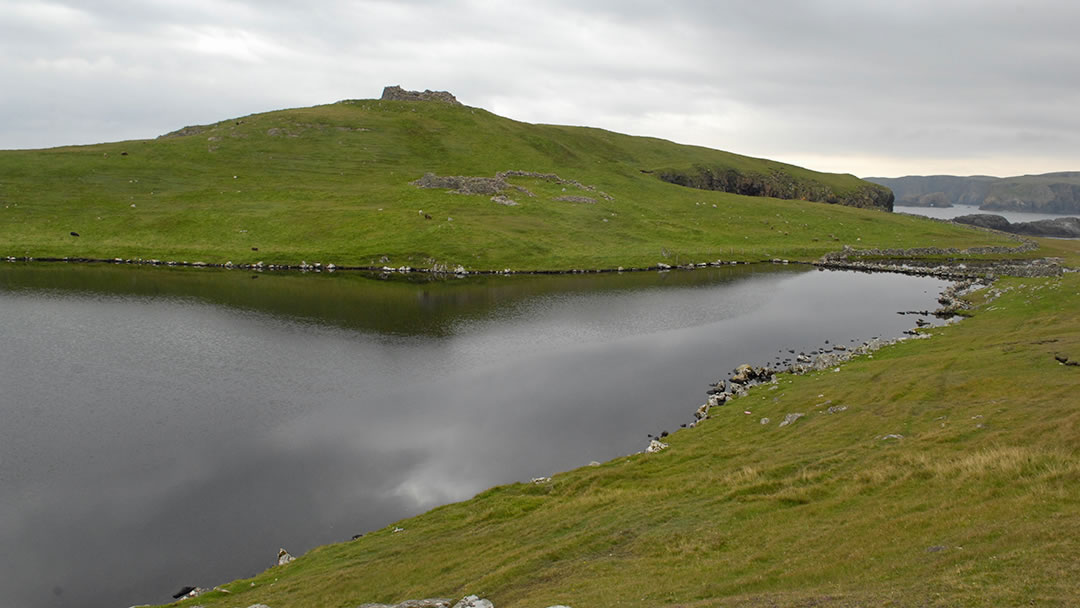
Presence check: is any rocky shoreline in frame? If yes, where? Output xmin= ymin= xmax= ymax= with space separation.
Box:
xmin=672 ymin=277 xmax=986 ymax=437
xmin=161 ymin=595 xmax=560 ymax=608
xmin=4 ymin=240 xmax=1063 ymax=281
xmin=2 ymin=253 xmax=787 ymax=277
xmin=6 ymin=211 xmax=1059 ymax=280
xmin=814 ymin=241 xmax=1065 ymax=279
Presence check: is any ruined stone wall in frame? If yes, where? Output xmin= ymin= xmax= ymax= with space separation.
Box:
xmin=380 ymin=85 xmax=461 ymax=105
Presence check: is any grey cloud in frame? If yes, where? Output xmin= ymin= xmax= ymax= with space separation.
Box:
xmin=2 ymin=0 xmax=1079 ymax=174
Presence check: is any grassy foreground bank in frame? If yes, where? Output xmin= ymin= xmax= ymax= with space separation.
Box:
xmin=0 ymin=99 xmax=1018 ymax=271
xmin=159 ymin=240 xmax=1080 ymax=607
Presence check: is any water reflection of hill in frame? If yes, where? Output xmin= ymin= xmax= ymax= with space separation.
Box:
xmin=0 ymin=263 xmax=804 ymax=337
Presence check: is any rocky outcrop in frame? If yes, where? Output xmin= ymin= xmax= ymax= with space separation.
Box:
xmin=658 ymin=165 xmax=893 ymax=211
xmin=277 ymin=548 xmax=295 ymax=566
xmin=1014 ymin=217 xmax=1080 ymax=237
xmin=952 ymin=214 xmax=1080 ymax=239
xmin=553 ymin=195 xmax=596 ymax=204
xmin=412 ymin=170 xmax=613 ymax=201
xmin=778 ymin=413 xmax=805 ymax=428
xmin=645 ymin=439 xmax=669 ymax=453
xmin=951 ymin=214 xmax=1011 ymax=231
xmin=380 ymin=86 xmax=461 ymax=105
xmin=816 ymin=238 xmax=1066 ymax=280
xmin=413 ymin=173 xmax=513 ymax=195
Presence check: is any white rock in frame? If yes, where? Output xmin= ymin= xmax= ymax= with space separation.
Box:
xmin=453 ymin=595 xmax=494 ymax=608
xmin=778 ymin=413 xmax=805 ymax=428
xmin=645 ymin=439 xmax=669 ymax=453
xmin=277 ymin=548 xmax=295 ymax=566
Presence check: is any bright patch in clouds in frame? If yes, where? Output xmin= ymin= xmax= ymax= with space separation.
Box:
xmin=169 ymin=25 xmax=290 ymax=63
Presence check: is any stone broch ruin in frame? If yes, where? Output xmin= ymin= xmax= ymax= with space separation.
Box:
xmin=381 ymin=85 xmax=461 ymax=105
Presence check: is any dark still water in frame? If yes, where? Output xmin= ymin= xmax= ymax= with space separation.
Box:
xmin=0 ymin=263 xmax=951 ymax=608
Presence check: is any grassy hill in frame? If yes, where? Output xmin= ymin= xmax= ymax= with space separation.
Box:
xmin=156 ymin=238 xmax=1080 ymax=608
xmin=0 ymin=99 xmax=1014 ymax=271
xmin=5 ymin=97 xmax=1075 ymax=607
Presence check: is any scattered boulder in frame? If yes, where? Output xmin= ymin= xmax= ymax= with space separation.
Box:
xmin=730 ymin=364 xmax=773 ymax=385
xmin=491 ymin=195 xmax=519 ymax=206
xmin=778 ymin=413 xmax=805 ymax=428
xmin=645 ymin=439 xmax=669 ymax=453
xmin=695 ymin=403 xmax=711 ymax=420
xmin=730 ymin=364 xmax=754 ymax=384
xmin=172 ymin=586 xmax=197 ymax=599
xmin=277 ymin=548 xmax=295 ymax=566
xmin=554 ymin=195 xmax=596 ymax=204
xmin=453 ymin=596 xmax=494 ymax=608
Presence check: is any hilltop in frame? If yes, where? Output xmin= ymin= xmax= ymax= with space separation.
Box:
xmin=0 ymin=91 xmax=1013 ymax=271
xmin=867 ymin=173 xmax=1080 ymax=215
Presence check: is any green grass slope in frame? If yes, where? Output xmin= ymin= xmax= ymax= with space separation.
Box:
xmin=158 ymin=240 xmax=1080 ymax=608
xmin=0 ymin=99 xmax=1014 ymax=270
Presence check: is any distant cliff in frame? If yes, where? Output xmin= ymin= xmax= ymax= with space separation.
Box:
xmin=866 ymin=172 xmax=1080 ymax=214
xmin=658 ymin=165 xmax=894 ymax=211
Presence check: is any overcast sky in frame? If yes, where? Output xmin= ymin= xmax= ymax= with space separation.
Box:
xmin=3 ymin=0 xmax=1079 ymax=177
